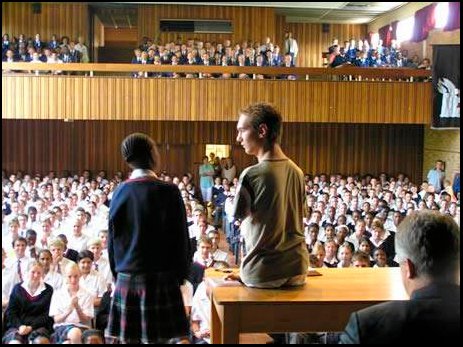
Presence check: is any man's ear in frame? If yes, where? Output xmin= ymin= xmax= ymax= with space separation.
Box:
xmin=404 ymin=258 xmax=417 ymax=279
xmin=258 ymin=123 xmax=268 ymax=139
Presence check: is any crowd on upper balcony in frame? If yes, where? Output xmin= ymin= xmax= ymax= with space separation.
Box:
xmin=129 ymin=33 xmax=299 ymax=79
xmin=326 ymin=37 xmax=431 ymax=69
xmin=2 ymin=33 xmax=89 ymax=64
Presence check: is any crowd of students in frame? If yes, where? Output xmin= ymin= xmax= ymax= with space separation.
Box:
xmin=1 ymin=162 xmax=459 ymax=343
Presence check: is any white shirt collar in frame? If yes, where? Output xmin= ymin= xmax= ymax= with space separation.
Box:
xmin=129 ymin=169 xmax=158 ymax=179
xmin=21 ymin=280 xmax=47 ymax=297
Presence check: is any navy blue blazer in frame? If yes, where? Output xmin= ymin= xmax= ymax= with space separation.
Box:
xmin=339 ymin=283 xmax=460 ymax=344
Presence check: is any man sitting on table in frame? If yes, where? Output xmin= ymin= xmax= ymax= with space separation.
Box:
xmin=340 ymin=211 xmax=460 ymax=344
xmin=225 ymin=103 xmax=309 ymax=288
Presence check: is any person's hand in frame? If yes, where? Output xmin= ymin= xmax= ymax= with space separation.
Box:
xmin=224 ymin=273 xmax=241 ymax=282
xmin=70 ymin=295 xmax=79 ymax=309
xmin=53 ymin=255 xmax=62 ymax=265
xmin=18 ymin=325 xmax=32 ymax=335
xmin=201 ymin=329 xmax=210 ymax=338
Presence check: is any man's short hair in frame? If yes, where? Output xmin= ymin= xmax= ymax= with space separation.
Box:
xmin=240 ymin=102 xmax=282 ymax=144
xmin=395 ymin=211 xmax=459 ymax=279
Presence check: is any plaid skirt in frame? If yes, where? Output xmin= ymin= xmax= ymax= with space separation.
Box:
xmin=105 ymin=272 xmax=189 ymax=343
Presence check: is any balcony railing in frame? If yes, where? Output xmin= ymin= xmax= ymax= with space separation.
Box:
xmin=2 ymin=62 xmax=432 ymax=81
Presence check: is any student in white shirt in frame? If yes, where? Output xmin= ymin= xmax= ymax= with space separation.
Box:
xmin=38 ymin=249 xmax=63 ymax=291
xmin=207 ymin=229 xmax=230 ymax=265
xmin=190 ymin=281 xmax=211 ymax=344
xmin=76 ymin=250 xmax=107 ymax=307
xmin=4 ymin=237 xmax=32 ymax=286
xmin=87 ymin=238 xmax=112 ymax=290
xmin=49 ymin=263 xmax=94 ymax=344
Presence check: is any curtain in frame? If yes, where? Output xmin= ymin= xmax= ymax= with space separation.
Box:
xmin=432 ymin=45 xmax=460 ymax=128
xmin=378 ymin=25 xmax=391 ymax=46
xmin=444 ymin=2 xmax=460 ymax=31
xmin=390 ymin=21 xmax=399 ymax=42
xmin=412 ymin=3 xmax=436 ymax=42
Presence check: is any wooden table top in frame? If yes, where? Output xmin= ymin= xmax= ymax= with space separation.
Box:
xmin=207 ymin=267 xmax=409 ymax=304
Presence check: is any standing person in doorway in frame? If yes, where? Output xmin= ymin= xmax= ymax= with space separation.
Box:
xmin=105 ymin=133 xmax=191 ymax=344
xmin=199 ymin=156 xmax=215 ymax=205
xmin=226 ymin=103 xmax=309 ymax=288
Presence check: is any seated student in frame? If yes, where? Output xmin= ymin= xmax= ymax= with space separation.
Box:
xmin=76 ymin=250 xmax=107 ymax=307
xmin=28 ymin=330 xmax=51 ymax=344
xmin=358 ymin=238 xmax=374 ymax=266
xmin=87 ymin=238 xmax=113 ymax=291
xmin=25 ymin=229 xmax=39 ymax=260
xmin=82 ymin=329 xmax=105 ymax=344
xmin=352 ymin=251 xmax=371 ymax=268
xmin=4 ymin=237 xmax=32 ymax=287
xmin=337 ymin=242 xmax=354 ymax=268
xmin=49 ymin=263 xmax=94 ymax=344
xmin=323 ymin=239 xmax=339 ymax=267
xmin=310 ymin=241 xmax=326 ymax=268
xmin=372 ymin=248 xmax=388 ymax=267
xmin=97 ymin=229 xmax=109 ymax=260
xmin=3 ymin=261 xmax=54 ymax=344
xmin=304 ymin=223 xmax=320 ymax=253
xmin=56 ymin=234 xmax=79 ymax=263
xmin=38 ymin=249 xmax=63 ymax=291
xmin=207 ymin=229 xmax=230 ymax=265
xmin=190 ymin=281 xmax=211 ymax=344
xmin=192 ymin=235 xmax=215 ymax=268
xmin=340 ymin=211 xmax=460 ymax=343
xmin=189 ymin=236 xmax=214 ymax=292
xmin=49 ymin=238 xmax=74 ymax=275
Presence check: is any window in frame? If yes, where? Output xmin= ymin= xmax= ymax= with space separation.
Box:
xmin=396 ymin=16 xmax=415 ymax=44
xmin=205 ymin=145 xmax=230 ymax=160
xmin=434 ymin=2 xmax=449 ymax=29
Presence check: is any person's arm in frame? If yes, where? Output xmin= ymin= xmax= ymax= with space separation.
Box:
xmin=231 ymin=175 xmax=252 ymax=220
xmin=74 ymin=299 xmax=92 ymax=323
xmin=339 ymin=312 xmax=361 ymax=344
xmin=4 ymin=285 xmax=22 ymax=329
xmin=191 ymin=320 xmax=202 ymax=338
xmin=53 ymin=301 xmax=74 ymax=324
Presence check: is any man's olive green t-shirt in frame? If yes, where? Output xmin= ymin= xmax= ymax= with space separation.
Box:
xmin=232 ymin=159 xmax=309 ymax=286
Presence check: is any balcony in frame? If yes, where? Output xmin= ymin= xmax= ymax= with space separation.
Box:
xmin=2 ymin=63 xmax=432 ymax=124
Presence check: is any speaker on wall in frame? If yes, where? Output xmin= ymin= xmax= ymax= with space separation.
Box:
xmin=322 ymin=23 xmax=330 ymax=33
xmin=32 ymin=3 xmax=42 ymax=14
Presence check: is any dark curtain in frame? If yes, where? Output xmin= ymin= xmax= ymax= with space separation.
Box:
xmin=444 ymin=2 xmax=460 ymax=31
xmin=412 ymin=3 xmax=436 ymax=42
xmin=378 ymin=25 xmax=390 ymax=46
xmin=390 ymin=21 xmax=399 ymax=42
xmin=432 ymin=45 xmax=460 ymax=128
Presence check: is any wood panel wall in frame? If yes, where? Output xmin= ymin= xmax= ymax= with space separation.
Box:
xmin=104 ymin=28 xmax=139 ymax=47
xmin=275 ymin=15 xmax=368 ymax=67
xmin=2 ymin=2 xmax=88 ymax=43
xmin=138 ymin=4 xmax=276 ymax=48
xmin=2 ymin=76 xmax=432 ymax=124
xmin=2 ymin=120 xmax=424 ymax=184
